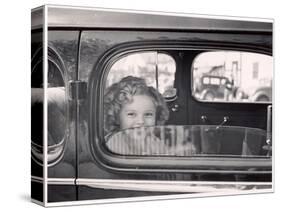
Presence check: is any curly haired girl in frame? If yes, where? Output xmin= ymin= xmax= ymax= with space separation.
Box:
xmin=104 ymin=76 xmax=169 ymax=135
xmin=103 ymin=76 xmax=169 ymax=155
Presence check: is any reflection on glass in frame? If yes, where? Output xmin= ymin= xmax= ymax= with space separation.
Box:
xmin=105 ymin=125 xmax=270 ymax=157
xmin=106 ymin=52 xmax=176 ymax=95
xmin=31 ymin=58 xmax=66 ymax=166
xmin=192 ymin=51 xmax=273 ymax=103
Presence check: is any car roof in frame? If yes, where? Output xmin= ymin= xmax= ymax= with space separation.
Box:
xmin=32 ymin=5 xmax=273 ymax=33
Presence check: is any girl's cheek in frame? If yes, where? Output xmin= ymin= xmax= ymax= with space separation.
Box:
xmin=145 ymin=118 xmax=156 ymax=125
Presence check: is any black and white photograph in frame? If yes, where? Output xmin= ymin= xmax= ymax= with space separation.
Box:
xmin=1 ymin=0 xmax=280 ymax=211
xmin=31 ymin=4 xmax=273 ymax=206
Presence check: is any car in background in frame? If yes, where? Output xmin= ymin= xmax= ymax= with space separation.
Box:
xmin=196 ymin=75 xmax=234 ymax=101
xmin=251 ymin=86 xmax=272 ymax=102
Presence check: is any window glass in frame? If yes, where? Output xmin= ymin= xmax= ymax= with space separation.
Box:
xmin=31 ymin=50 xmax=66 ymax=166
xmin=192 ymin=52 xmax=273 ymax=103
xmin=47 ymin=60 xmax=66 ymax=152
xmin=106 ymin=52 xmax=176 ymax=94
xmin=105 ymin=125 xmax=270 ymax=157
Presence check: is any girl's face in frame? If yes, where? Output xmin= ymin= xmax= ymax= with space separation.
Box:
xmin=119 ymin=95 xmax=156 ymax=129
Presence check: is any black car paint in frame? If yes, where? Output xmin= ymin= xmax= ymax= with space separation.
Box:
xmin=31 ymin=8 xmax=272 ymax=203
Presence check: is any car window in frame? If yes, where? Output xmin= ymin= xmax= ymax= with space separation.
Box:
xmin=91 ymin=43 xmax=273 ymax=174
xmin=31 ymin=48 xmax=67 ymax=166
xmin=192 ymin=51 xmax=273 ymax=103
xmin=101 ymin=49 xmax=271 ymax=158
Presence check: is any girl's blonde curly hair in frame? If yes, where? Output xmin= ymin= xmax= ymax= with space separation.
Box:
xmin=104 ymin=76 xmax=169 ymax=135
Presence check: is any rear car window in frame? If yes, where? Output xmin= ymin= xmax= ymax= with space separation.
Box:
xmin=192 ymin=51 xmax=273 ymax=103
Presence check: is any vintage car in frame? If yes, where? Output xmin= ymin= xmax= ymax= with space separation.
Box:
xmin=195 ymin=75 xmax=234 ymax=101
xmin=31 ymin=5 xmax=273 ymax=206
xmin=251 ymin=86 xmax=272 ymax=102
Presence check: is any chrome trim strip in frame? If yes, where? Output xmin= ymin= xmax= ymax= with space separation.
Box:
xmin=31 ymin=176 xmax=76 ymax=185
xmin=31 ymin=176 xmax=44 ymax=183
xmin=47 ymin=178 xmax=76 ymax=185
xmin=76 ymin=179 xmax=272 ymax=193
xmin=31 ymin=177 xmax=272 ymax=191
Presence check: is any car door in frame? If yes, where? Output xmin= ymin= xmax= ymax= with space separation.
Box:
xmin=76 ymin=24 xmax=272 ymax=200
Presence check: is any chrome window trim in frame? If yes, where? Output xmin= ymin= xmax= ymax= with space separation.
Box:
xmin=77 ymin=178 xmax=272 ymax=193
xmin=31 ymin=176 xmax=76 ymax=185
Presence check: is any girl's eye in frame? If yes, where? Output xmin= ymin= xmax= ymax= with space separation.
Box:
xmin=145 ymin=112 xmax=154 ymax=117
xmin=127 ymin=112 xmax=136 ymax=117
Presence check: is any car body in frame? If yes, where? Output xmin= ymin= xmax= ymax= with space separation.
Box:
xmin=31 ymin=5 xmax=273 ymax=206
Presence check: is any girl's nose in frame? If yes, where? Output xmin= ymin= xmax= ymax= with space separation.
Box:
xmin=135 ymin=115 xmax=145 ymax=126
